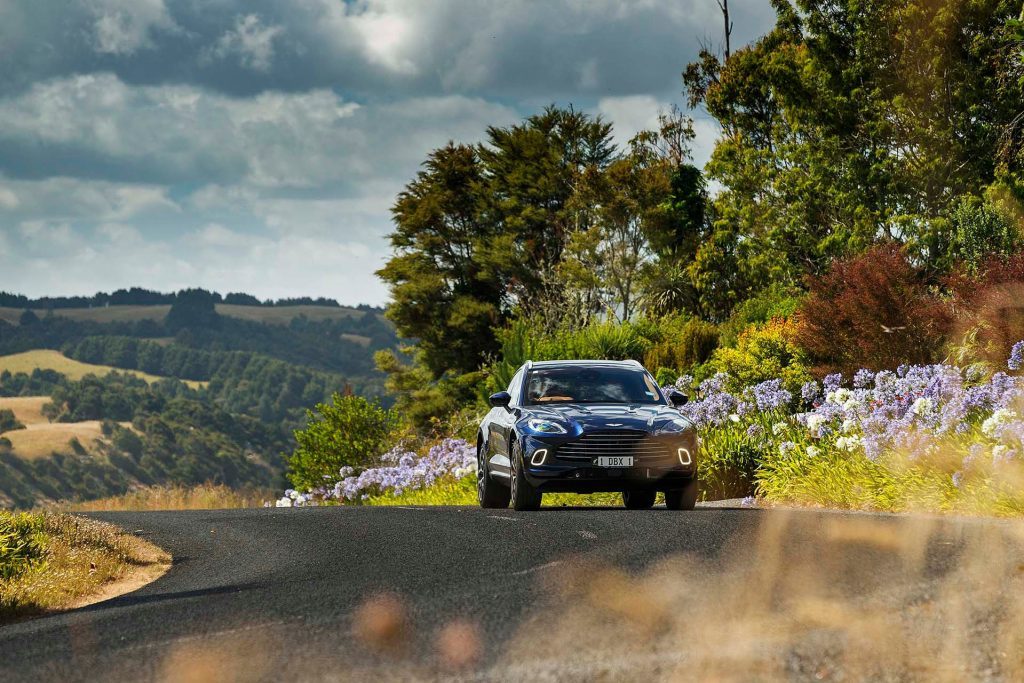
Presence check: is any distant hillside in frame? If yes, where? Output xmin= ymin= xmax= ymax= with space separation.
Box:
xmin=0 ymin=372 xmax=287 ymax=508
xmin=0 ymin=303 xmax=384 ymax=328
xmin=0 ymin=288 xmax=401 ymax=506
xmin=0 ymin=287 xmax=378 ymax=312
xmin=0 ymin=350 xmax=206 ymax=389
xmin=0 ymin=288 xmax=398 ymax=385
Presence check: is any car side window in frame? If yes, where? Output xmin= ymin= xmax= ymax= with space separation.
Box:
xmin=507 ymin=369 xmax=524 ymax=406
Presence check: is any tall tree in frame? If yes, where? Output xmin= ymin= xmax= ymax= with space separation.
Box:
xmin=377 ymin=143 xmax=499 ymax=377
xmin=379 ymin=108 xmax=617 ymax=376
xmin=683 ymin=0 xmax=1024 ymax=288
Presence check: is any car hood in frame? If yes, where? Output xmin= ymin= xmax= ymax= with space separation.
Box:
xmin=525 ymin=403 xmax=691 ymax=433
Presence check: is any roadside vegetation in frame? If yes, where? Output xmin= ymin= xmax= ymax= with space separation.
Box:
xmin=56 ymin=484 xmax=275 ymax=512
xmin=275 ymin=0 xmax=1024 ymax=516
xmin=0 ymin=510 xmax=168 ymax=622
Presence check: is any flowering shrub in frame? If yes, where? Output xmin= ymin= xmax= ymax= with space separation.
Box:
xmin=708 ymin=318 xmax=813 ymax=394
xmin=674 ymin=341 xmax=1024 ymax=512
xmin=278 ymin=438 xmax=476 ymax=507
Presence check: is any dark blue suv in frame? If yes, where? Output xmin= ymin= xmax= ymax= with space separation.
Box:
xmin=476 ymin=360 xmax=698 ymax=511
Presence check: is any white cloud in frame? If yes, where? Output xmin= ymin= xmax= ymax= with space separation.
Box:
xmin=95 ymin=222 xmax=143 ymax=245
xmin=0 ymin=185 xmax=18 ymax=209
xmin=690 ymin=116 xmax=721 ymax=169
xmin=346 ymin=7 xmax=417 ymax=75
xmin=16 ymin=221 xmax=84 ymax=255
xmin=0 ymin=177 xmax=177 ymax=222
xmin=88 ymin=0 xmax=177 ymax=55
xmin=597 ymin=95 xmax=665 ymax=147
xmin=0 ymin=74 xmax=517 ymax=190
xmin=207 ymin=14 xmax=284 ymax=72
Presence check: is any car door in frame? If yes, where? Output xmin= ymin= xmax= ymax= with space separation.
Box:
xmin=488 ymin=368 xmax=522 ymax=476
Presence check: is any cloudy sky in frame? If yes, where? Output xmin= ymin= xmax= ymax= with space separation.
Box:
xmin=0 ymin=0 xmax=773 ymax=306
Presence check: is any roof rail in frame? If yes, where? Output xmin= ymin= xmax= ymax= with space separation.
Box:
xmin=524 ymin=360 xmax=533 ymax=371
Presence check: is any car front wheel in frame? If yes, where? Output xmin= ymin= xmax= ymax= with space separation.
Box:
xmin=664 ymin=479 xmax=699 ymax=510
xmin=510 ymin=443 xmax=542 ymax=511
xmin=478 ymin=442 xmax=510 ymax=509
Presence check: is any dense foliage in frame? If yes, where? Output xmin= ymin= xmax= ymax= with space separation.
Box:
xmin=287 ymin=395 xmax=399 ymax=492
xmin=0 ymin=512 xmax=46 ymax=581
xmin=683 ymin=0 xmax=1023 ymax=287
xmin=0 ymin=371 xmax=289 ymax=508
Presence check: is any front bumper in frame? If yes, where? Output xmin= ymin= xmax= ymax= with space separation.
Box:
xmin=520 ymin=433 xmax=697 ymax=493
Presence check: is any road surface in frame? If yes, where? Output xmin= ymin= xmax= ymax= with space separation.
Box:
xmin=1 ymin=505 xmax=1021 ymax=681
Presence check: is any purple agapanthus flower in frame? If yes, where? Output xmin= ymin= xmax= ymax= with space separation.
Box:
xmin=853 ymin=369 xmax=875 ymax=389
xmin=800 ymin=381 xmax=820 ymax=404
xmin=750 ymin=379 xmax=792 ymax=411
xmin=1010 ymin=341 xmax=1024 ymax=371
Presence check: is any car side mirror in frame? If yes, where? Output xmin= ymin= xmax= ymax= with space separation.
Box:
xmin=489 ymin=391 xmax=512 ymax=409
xmin=666 ymin=389 xmax=688 ymax=407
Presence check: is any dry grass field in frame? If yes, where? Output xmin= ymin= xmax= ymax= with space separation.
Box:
xmin=0 ymin=396 xmax=49 ymax=426
xmin=214 ymin=303 xmax=366 ymax=324
xmin=58 ymin=483 xmax=274 ymax=511
xmin=3 ymin=421 xmax=109 ymax=460
xmin=0 ymin=350 xmax=205 ymax=389
xmin=0 ymin=305 xmax=170 ymax=325
xmin=340 ymin=333 xmax=372 ymax=346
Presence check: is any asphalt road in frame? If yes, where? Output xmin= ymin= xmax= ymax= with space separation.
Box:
xmin=1 ymin=505 xmax=1022 ymax=682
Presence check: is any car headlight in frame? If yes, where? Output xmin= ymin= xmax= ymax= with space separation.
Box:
xmin=525 ymin=418 xmax=568 ymax=434
xmin=656 ymin=419 xmax=690 ymax=435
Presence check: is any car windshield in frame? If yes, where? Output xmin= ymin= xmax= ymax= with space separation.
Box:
xmin=525 ymin=366 xmax=663 ymax=405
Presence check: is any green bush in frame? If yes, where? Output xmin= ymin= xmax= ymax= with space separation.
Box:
xmin=0 ymin=512 xmax=48 ymax=581
xmin=643 ymin=316 xmax=719 ymax=374
xmin=717 ymin=284 xmax=803 ymax=348
xmin=488 ymin=318 xmax=657 ymax=392
xmin=709 ymin=318 xmax=813 ymax=393
xmin=0 ymin=410 xmax=24 ymax=434
xmin=288 ymin=394 xmax=399 ymax=491
xmin=943 ymin=195 xmax=1020 ymax=274
xmin=112 ymin=428 xmax=144 ymax=459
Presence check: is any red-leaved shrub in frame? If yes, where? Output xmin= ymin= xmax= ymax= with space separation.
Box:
xmin=796 ymin=244 xmax=953 ymax=376
xmin=949 ymin=252 xmax=1024 ymax=363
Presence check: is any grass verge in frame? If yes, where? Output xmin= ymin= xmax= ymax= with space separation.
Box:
xmin=56 ymin=484 xmax=275 ymax=512
xmin=1 ymin=511 xmax=170 ymax=623
xmin=362 ymin=475 xmax=646 ymax=508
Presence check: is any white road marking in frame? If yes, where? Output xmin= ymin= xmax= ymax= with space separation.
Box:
xmin=512 ymin=560 xmax=562 ymax=576
xmin=577 ymin=530 xmax=597 ymax=540
xmin=488 ymin=516 xmax=519 ymax=522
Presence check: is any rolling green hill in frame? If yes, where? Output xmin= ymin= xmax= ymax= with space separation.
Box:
xmin=0 ymin=303 xmax=383 ymax=327
xmin=0 ymin=350 xmax=206 ymax=389
xmin=0 ymin=288 xmax=400 ymax=507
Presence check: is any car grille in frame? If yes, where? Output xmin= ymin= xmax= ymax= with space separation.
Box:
xmin=556 ymin=430 xmax=676 ymax=465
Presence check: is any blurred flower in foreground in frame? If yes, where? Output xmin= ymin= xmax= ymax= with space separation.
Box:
xmin=352 ymin=593 xmax=409 ymax=653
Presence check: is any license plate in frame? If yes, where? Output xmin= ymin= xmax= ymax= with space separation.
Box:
xmin=594 ymin=456 xmax=633 ymax=467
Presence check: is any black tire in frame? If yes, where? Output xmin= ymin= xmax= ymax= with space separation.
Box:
xmin=622 ymin=489 xmax=656 ymax=509
xmin=478 ymin=441 xmax=510 ymax=509
xmin=510 ymin=443 xmax=542 ymax=511
xmin=664 ymin=479 xmax=699 ymax=510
